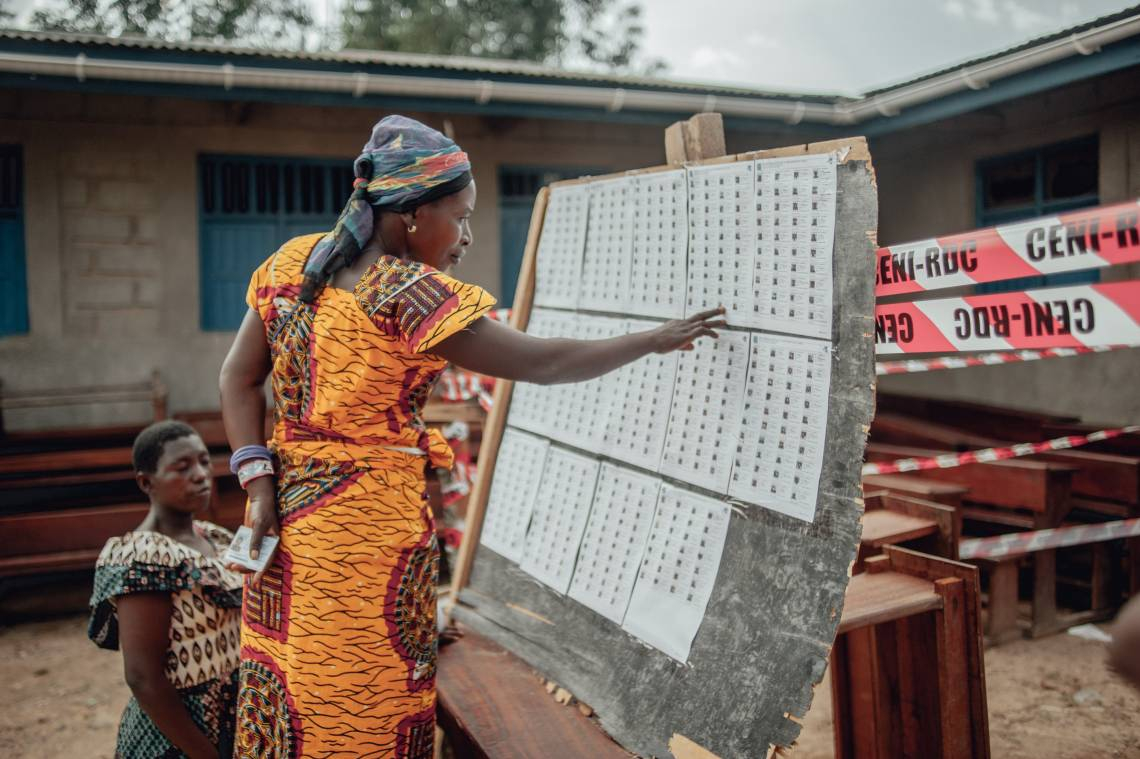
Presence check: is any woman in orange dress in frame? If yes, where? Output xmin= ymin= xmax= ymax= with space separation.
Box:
xmin=219 ymin=115 xmax=724 ymax=758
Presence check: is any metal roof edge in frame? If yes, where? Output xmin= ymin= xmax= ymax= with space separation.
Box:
xmin=0 ymin=8 xmax=1138 ymax=130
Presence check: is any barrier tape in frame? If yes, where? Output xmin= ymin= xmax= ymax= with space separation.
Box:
xmin=435 ymin=368 xmax=495 ymax=412
xmin=861 ymin=425 xmax=1140 ymax=476
xmin=874 ymin=280 xmax=1140 ymax=354
xmin=486 ymin=307 xmax=512 ymax=323
xmin=875 ymin=344 xmax=1136 ymax=375
xmin=958 ymin=517 xmax=1140 ymax=560
xmin=441 ymin=421 xmax=475 ymax=508
xmin=876 ymin=200 xmax=1140 ymax=297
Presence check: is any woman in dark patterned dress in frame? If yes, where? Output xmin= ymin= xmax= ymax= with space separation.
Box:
xmin=89 ymin=420 xmax=243 ymax=758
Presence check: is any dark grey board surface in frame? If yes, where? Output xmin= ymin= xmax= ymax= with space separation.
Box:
xmin=455 ymin=141 xmax=877 ymax=759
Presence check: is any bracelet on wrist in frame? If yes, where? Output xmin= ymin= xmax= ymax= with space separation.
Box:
xmin=230 ymin=444 xmax=273 ymax=474
xmin=237 ymin=458 xmax=275 ymax=489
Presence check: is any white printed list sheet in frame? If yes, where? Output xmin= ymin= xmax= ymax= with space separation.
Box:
xmin=484 ymin=150 xmax=842 ymax=663
xmin=622 ymin=485 xmax=732 ymax=662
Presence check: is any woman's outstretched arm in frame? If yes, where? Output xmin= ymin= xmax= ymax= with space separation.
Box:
xmin=219 ymin=308 xmax=277 ymax=571
xmin=433 ymin=307 xmax=726 ymax=383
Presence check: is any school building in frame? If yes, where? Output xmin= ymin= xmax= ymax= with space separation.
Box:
xmin=0 ymin=5 xmax=1138 ymax=430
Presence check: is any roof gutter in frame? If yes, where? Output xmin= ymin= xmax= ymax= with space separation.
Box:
xmin=838 ymin=12 xmax=1140 ymax=122
xmin=0 ymin=11 xmax=1135 ymax=126
xmin=0 ymin=49 xmax=845 ymax=124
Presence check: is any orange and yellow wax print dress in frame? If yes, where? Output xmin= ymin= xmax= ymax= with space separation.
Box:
xmin=235 ymin=233 xmax=495 ymax=759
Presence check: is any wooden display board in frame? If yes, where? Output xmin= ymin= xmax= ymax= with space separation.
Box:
xmin=448 ymin=132 xmax=877 ymax=757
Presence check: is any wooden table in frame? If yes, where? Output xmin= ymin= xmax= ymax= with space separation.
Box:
xmin=831 ymin=547 xmax=990 ymax=759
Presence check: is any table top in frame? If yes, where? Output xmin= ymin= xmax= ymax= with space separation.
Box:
xmin=860 ymin=509 xmax=939 ymax=548
xmin=839 ymin=571 xmax=943 ymax=634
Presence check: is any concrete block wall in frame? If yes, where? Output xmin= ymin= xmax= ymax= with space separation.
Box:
xmin=59 ymin=144 xmax=162 ymax=338
xmin=2 ymin=76 xmax=1137 ymax=430
xmin=0 ymin=91 xmax=784 ymax=430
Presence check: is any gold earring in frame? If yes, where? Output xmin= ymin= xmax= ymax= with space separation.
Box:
xmin=407 ymin=224 xmax=417 ymax=233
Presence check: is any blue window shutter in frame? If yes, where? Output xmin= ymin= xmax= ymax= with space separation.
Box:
xmin=199 ymin=155 xmax=345 ymax=331
xmin=0 ymin=216 xmax=28 ymax=335
xmin=975 ymin=136 xmax=1100 ymax=294
xmin=0 ymin=145 xmax=27 ymax=336
xmin=200 ymin=222 xmax=281 ymax=330
xmin=499 ymin=201 xmax=533 ymax=307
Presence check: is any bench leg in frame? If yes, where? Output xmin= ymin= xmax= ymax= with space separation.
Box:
xmin=830 ymin=641 xmax=853 ymax=759
xmin=1091 ymin=542 xmax=1113 ymax=614
xmin=985 ymin=560 xmax=1020 ymax=645
xmin=935 ymin=578 xmax=973 ymax=759
xmin=1128 ymin=537 xmax=1140 ymax=599
xmin=1030 ymin=549 xmax=1060 ymax=638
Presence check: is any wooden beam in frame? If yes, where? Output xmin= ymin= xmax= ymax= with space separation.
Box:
xmin=664 ymin=112 xmax=726 ymax=164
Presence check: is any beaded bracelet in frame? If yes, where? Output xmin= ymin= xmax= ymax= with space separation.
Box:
xmin=230 ymin=444 xmax=273 ymax=474
xmin=237 ymin=458 xmax=275 ymax=489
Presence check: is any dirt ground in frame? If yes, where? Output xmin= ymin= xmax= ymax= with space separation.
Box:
xmin=2 ymin=611 xmax=1139 ymax=758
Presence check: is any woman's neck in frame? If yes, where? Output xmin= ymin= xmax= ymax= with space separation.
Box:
xmin=332 ymin=217 xmax=416 ymax=290
xmin=362 ymin=213 xmax=410 ymax=262
xmin=138 ymin=506 xmax=196 ymax=538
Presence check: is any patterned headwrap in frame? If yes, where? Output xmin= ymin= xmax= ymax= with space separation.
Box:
xmin=299 ymin=115 xmax=472 ymax=302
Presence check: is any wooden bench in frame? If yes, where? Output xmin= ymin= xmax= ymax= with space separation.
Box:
xmin=865 ymin=442 xmax=1075 ymax=526
xmin=437 ymin=627 xmax=630 ymax=758
xmin=871 ymin=411 xmax=1140 ymax=515
xmin=1040 ymin=421 xmax=1140 ymax=457
xmin=863 ymin=474 xmax=968 ymax=510
xmin=875 ymin=392 xmax=1075 ymax=443
xmin=0 ymin=371 xmax=168 ymax=435
xmin=865 ymin=442 xmax=1082 ymax=640
xmin=867 ymin=439 xmax=1125 ymax=639
xmin=0 ymin=451 xmax=238 ymax=583
xmin=0 ymin=502 xmax=149 ymax=578
xmin=831 ymin=546 xmax=989 ymax=759
xmin=872 ymin=410 xmax=1140 ymax=603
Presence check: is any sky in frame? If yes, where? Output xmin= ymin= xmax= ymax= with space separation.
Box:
xmin=8 ymin=0 xmax=1139 ymax=95
xmin=636 ymin=0 xmax=1139 ymax=94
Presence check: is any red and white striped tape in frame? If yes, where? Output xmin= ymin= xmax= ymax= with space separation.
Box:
xmin=486 ymin=307 xmax=513 ymax=323
xmin=874 ymin=280 xmax=1140 ymax=354
xmin=958 ymin=517 xmax=1140 ymax=560
xmin=862 ymin=425 xmax=1140 ymax=476
xmin=436 ymin=368 xmax=493 ymax=403
xmin=874 ymin=344 xmax=1136 ymax=375
xmin=436 ymin=372 xmax=494 ymax=411
xmin=876 ymin=200 xmax=1140 ymax=297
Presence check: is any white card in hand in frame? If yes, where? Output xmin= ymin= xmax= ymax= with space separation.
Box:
xmin=224 ymin=525 xmax=280 ymax=572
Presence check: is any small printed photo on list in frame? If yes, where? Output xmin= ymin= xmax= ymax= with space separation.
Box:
xmin=224 ymin=525 xmax=280 ymax=572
